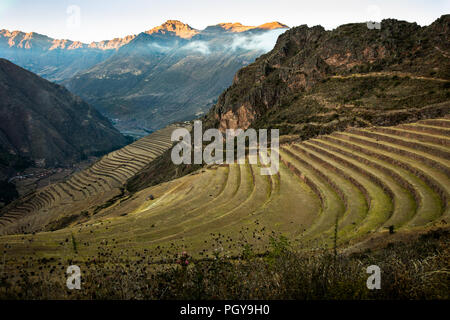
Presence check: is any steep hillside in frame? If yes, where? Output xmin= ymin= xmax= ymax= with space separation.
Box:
xmin=208 ymin=15 xmax=450 ymax=134
xmin=127 ymin=17 xmax=450 ymax=193
xmin=0 ymin=59 xmax=128 ymax=180
xmin=0 ymin=16 xmax=448 ymax=300
xmin=0 ymin=124 xmax=184 ymax=234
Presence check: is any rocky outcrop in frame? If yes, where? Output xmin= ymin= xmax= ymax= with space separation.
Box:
xmin=144 ymin=20 xmax=199 ymax=39
xmin=209 ymin=15 xmax=450 ymax=131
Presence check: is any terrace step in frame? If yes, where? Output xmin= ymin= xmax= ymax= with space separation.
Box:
xmin=311 ymin=138 xmax=427 ymax=228
xmin=347 ymin=128 xmax=450 ymax=160
xmin=371 ymin=127 xmax=450 ymax=147
xmin=153 ymin=163 xmax=273 ymax=243
xmin=73 ymin=172 xmax=104 ymax=194
xmin=334 ymin=131 xmax=450 ymax=177
xmin=328 ymin=133 xmax=448 ymax=224
xmin=280 ymin=147 xmax=345 ymax=240
xmin=398 ymin=123 xmax=450 ymax=137
xmin=0 ymin=125 xmax=185 ymax=229
xmin=293 ymin=143 xmax=394 ymax=238
xmin=285 ymin=143 xmax=369 ymax=239
xmin=115 ymin=166 xmax=232 ymax=242
xmin=418 ymin=118 xmax=450 ymax=128
xmin=79 ymin=170 xmax=112 ymax=190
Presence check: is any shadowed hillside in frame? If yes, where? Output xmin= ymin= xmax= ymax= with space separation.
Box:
xmin=0 ymin=59 xmax=128 ymax=183
xmin=0 ymin=124 xmax=186 ymax=234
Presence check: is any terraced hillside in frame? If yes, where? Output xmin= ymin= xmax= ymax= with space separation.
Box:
xmin=280 ymin=117 xmax=450 ymax=245
xmin=0 ymin=118 xmax=447 ymax=260
xmin=0 ymin=124 xmax=184 ymax=235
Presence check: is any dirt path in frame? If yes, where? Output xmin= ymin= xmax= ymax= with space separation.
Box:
xmin=331 ymin=72 xmax=449 ymax=82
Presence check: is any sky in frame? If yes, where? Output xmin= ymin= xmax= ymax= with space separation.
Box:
xmin=0 ymin=0 xmax=449 ymax=43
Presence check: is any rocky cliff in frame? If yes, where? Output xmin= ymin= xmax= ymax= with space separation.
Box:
xmin=209 ymin=15 xmax=450 ymax=134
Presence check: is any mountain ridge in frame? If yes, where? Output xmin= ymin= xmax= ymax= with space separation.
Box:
xmin=0 ymin=20 xmax=288 ymax=52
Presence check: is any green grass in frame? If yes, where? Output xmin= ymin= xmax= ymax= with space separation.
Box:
xmin=280 ymin=146 xmax=345 ymax=244
xmin=337 ymin=131 xmax=449 ymax=220
xmin=305 ymin=139 xmax=416 ymax=229
xmin=292 ymin=142 xmax=393 ymax=241
xmin=320 ymin=135 xmax=442 ymax=227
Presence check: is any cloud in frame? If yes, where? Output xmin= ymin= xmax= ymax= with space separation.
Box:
xmin=177 ymin=29 xmax=287 ymax=55
xmin=182 ymin=41 xmax=211 ymax=55
xmin=230 ymin=29 xmax=286 ymax=52
xmin=147 ymin=42 xmax=171 ymax=52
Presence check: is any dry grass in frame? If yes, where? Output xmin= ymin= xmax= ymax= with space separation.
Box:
xmin=0 ymin=228 xmax=448 ymax=300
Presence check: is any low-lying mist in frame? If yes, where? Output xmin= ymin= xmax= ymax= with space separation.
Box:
xmin=180 ymin=29 xmax=287 ymax=55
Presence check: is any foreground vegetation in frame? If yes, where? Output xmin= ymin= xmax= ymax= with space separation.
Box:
xmin=0 ymin=228 xmax=448 ymax=299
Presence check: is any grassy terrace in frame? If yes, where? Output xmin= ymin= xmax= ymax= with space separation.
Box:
xmin=0 ymin=124 xmax=185 ymax=234
xmin=0 ymin=117 xmax=448 ymax=258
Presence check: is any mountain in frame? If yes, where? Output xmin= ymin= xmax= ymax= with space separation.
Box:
xmin=0 ymin=59 xmax=128 ymax=180
xmin=0 ymin=20 xmax=288 ymax=134
xmin=64 ymin=20 xmax=288 ymax=133
xmin=208 ymin=15 xmax=450 ymax=136
xmin=144 ymin=20 xmax=199 ymax=38
xmin=0 ymin=29 xmax=121 ymax=81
